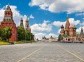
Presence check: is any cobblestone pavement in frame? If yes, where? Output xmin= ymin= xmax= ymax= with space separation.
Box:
xmin=0 ymin=42 xmax=84 ymax=62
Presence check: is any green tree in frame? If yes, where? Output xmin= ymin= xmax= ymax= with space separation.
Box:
xmin=1 ymin=27 xmax=11 ymax=41
xmin=25 ymin=30 xmax=31 ymax=40
xmin=17 ymin=26 xmax=34 ymax=42
xmin=58 ymin=34 xmax=63 ymax=41
xmin=17 ymin=26 xmax=25 ymax=41
xmin=0 ymin=28 xmax=2 ymax=40
xmin=25 ymin=30 xmax=35 ymax=42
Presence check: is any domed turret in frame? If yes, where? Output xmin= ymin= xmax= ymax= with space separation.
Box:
xmin=60 ymin=25 xmax=65 ymax=35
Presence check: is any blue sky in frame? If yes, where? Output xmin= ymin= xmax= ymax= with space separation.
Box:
xmin=0 ymin=0 xmax=84 ymax=39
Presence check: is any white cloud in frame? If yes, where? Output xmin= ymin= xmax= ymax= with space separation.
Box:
xmin=31 ymin=20 xmax=52 ymax=33
xmin=53 ymin=21 xmax=65 ymax=27
xmin=69 ymin=18 xmax=80 ymax=26
xmin=58 ymin=29 xmax=61 ymax=34
xmin=79 ymin=22 xmax=84 ymax=26
xmin=0 ymin=8 xmax=4 ymax=21
xmin=53 ymin=18 xmax=80 ymax=27
xmin=76 ymin=12 xmax=84 ymax=16
xmin=31 ymin=20 xmax=54 ymax=40
xmin=29 ymin=0 xmax=84 ymax=13
xmin=29 ymin=14 xmax=34 ymax=19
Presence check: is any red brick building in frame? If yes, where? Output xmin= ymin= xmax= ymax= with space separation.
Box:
xmin=0 ymin=5 xmax=17 ymax=42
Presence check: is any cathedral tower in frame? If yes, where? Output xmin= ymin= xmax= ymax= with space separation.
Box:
xmin=69 ymin=26 xmax=74 ymax=37
xmin=65 ymin=17 xmax=70 ymax=35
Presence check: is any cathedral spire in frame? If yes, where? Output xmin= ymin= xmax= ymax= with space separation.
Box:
xmin=65 ymin=14 xmax=70 ymax=29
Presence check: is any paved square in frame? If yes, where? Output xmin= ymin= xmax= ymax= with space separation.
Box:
xmin=0 ymin=42 xmax=84 ymax=62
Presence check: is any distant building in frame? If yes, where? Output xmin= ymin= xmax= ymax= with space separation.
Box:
xmin=42 ymin=36 xmax=57 ymax=42
xmin=49 ymin=36 xmax=57 ymax=42
xmin=42 ymin=36 xmax=48 ymax=41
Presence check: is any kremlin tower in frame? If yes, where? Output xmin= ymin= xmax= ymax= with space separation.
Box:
xmin=25 ymin=18 xmax=31 ymax=32
xmin=0 ymin=5 xmax=17 ymax=42
xmin=20 ymin=18 xmax=24 ymax=27
xmin=19 ymin=18 xmax=31 ymax=33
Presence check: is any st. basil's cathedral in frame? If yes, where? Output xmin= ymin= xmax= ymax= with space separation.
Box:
xmin=60 ymin=17 xmax=84 ymax=42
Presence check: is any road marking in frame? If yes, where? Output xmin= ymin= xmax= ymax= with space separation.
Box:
xmin=57 ymin=44 xmax=84 ymax=62
xmin=17 ymin=47 xmax=43 ymax=62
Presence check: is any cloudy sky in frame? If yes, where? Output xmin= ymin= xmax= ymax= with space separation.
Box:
xmin=0 ymin=0 xmax=84 ymax=40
